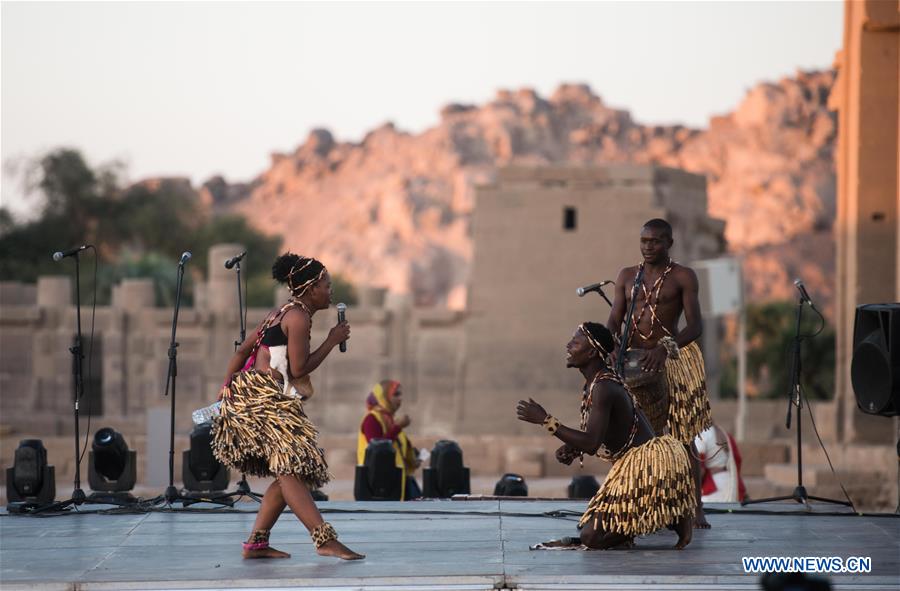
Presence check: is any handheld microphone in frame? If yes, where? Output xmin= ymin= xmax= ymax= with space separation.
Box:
xmin=336 ymin=303 xmax=347 ymax=353
xmin=576 ymin=280 xmax=613 ymax=297
xmin=52 ymin=245 xmax=89 ymax=262
xmin=179 ymin=251 xmax=192 ymax=266
xmin=793 ymin=279 xmax=815 ymax=307
xmin=224 ymin=251 xmax=247 ymax=269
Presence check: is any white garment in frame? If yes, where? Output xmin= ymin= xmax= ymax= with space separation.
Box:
xmin=268 ymin=345 xmax=313 ymax=399
xmin=695 ymin=426 xmax=739 ymax=502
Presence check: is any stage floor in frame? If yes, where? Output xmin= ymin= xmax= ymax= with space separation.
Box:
xmin=0 ymin=500 xmax=897 ymax=590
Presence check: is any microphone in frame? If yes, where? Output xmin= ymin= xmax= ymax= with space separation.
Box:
xmin=793 ymin=279 xmax=815 ymax=307
xmin=224 ymin=251 xmax=247 ymax=269
xmin=576 ymin=280 xmax=613 ymax=297
xmin=52 ymin=245 xmax=89 ymax=262
xmin=336 ymin=303 xmax=347 ymax=353
xmin=178 ymin=251 xmax=192 ymax=266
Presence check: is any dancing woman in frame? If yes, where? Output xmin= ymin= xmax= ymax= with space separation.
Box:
xmin=213 ymin=252 xmax=364 ymax=560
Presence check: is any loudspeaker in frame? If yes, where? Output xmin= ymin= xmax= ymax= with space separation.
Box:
xmin=851 ymin=303 xmax=900 ymax=416
xmin=493 ymin=473 xmax=527 ymax=497
xmin=88 ymin=428 xmax=137 ymax=493
xmin=567 ymin=474 xmax=600 ymax=499
xmin=422 ymin=440 xmax=470 ymax=498
xmin=182 ymin=423 xmax=229 ymax=493
xmin=6 ymin=439 xmax=56 ymax=505
xmin=354 ymin=439 xmax=403 ymax=501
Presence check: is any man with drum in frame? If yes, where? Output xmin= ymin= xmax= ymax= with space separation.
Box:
xmin=607 ymin=218 xmax=713 ymax=529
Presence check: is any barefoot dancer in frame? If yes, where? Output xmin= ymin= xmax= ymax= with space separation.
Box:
xmin=516 ymin=322 xmax=695 ymax=550
xmin=213 ymin=253 xmax=364 ymax=561
xmin=607 ymin=218 xmax=713 ymax=528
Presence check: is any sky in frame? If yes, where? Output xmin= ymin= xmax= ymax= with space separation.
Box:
xmin=1 ymin=1 xmax=843 ymax=218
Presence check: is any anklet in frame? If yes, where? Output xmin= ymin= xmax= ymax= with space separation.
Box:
xmin=243 ymin=529 xmax=271 ymax=551
xmin=311 ymin=522 xmax=338 ymax=548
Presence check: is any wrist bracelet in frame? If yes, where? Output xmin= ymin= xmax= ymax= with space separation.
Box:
xmin=659 ymin=336 xmax=680 ymax=359
xmin=542 ymin=415 xmax=560 ymax=435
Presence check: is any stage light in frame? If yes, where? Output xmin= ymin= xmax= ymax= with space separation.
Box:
xmin=493 ymin=473 xmax=528 ymax=497
xmin=88 ymin=428 xmax=137 ymax=494
xmin=422 ymin=440 xmax=471 ymax=498
xmin=567 ymin=474 xmax=599 ymax=499
xmin=5 ymin=439 xmax=56 ymax=506
xmin=354 ymin=439 xmax=403 ymax=501
xmin=182 ymin=422 xmax=230 ymax=493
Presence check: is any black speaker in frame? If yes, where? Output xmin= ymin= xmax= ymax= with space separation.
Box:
xmin=567 ymin=474 xmax=600 ymax=499
xmin=493 ymin=473 xmax=528 ymax=497
xmin=89 ymin=428 xmax=137 ymax=493
xmin=182 ymin=423 xmax=230 ymax=493
xmin=354 ymin=439 xmax=403 ymax=501
xmin=422 ymin=440 xmax=470 ymax=498
xmin=6 ymin=439 xmax=56 ymax=506
xmin=851 ymin=303 xmax=900 ymax=416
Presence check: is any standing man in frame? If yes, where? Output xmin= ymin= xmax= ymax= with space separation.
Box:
xmin=607 ymin=218 xmax=713 ymax=528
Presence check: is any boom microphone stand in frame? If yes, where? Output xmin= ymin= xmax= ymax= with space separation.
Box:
xmin=157 ymin=252 xmax=231 ymax=508
xmin=31 ymin=247 xmax=101 ymax=511
xmin=221 ymin=252 xmax=264 ymax=504
xmin=742 ymin=288 xmax=851 ymax=509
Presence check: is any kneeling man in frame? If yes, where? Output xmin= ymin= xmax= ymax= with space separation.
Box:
xmin=516 ymin=322 xmax=694 ymax=549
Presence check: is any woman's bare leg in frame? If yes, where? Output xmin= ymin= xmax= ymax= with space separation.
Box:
xmin=278 ymin=474 xmax=365 ymax=560
xmin=243 ymin=480 xmax=291 ymax=559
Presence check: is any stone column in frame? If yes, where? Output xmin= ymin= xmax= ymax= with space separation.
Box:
xmin=832 ymin=0 xmax=900 ymax=443
xmin=36 ymin=276 xmax=71 ymax=308
xmin=112 ymin=278 xmax=155 ymax=312
xmin=207 ymin=243 xmax=245 ymax=314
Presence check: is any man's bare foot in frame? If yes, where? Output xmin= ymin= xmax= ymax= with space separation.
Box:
xmin=243 ymin=546 xmax=291 ymax=559
xmin=693 ymin=506 xmax=711 ymax=529
xmin=674 ymin=516 xmax=692 ymax=549
xmin=610 ymin=536 xmax=635 ymax=549
xmin=317 ymin=539 xmax=365 ymax=560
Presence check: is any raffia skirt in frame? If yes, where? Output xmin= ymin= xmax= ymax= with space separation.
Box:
xmin=211 ymin=370 xmax=330 ymax=488
xmin=578 ymin=434 xmax=695 ymax=536
xmin=664 ymin=341 xmax=712 ymax=444
xmin=625 ymin=374 xmax=669 ymax=436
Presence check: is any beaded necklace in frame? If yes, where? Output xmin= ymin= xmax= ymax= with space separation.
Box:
xmin=629 ymin=259 xmax=675 ymax=345
xmin=579 ymin=370 xmax=640 ymax=464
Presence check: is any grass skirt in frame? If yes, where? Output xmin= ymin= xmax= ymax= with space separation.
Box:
xmin=578 ymin=434 xmax=695 ymax=536
xmin=211 ymin=370 xmax=330 ymax=487
xmin=626 ymin=374 xmax=669 ymax=436
xmin=665 ymin=341 xmax=712 ymax=444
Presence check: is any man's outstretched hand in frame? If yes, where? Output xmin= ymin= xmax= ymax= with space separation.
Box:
xmin=516 ymin=398 xmax=549 ymax=425
xmin=555 ymin=444 xmax=578 ymax=465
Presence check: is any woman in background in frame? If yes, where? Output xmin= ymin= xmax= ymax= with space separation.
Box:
xmin=357 ymin=380 xmax=422 ymax=500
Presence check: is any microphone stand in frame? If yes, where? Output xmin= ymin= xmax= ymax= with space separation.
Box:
xmin=158 ymin=257 xmax=231 ymax=508
xmin=32 ymin=248 xmax=125 ymax=512
xmin=742 ymin=295 xmax=851 ymax=509
xmin=592 ymin=286 xmax=614 ymax=308
xmin=219 ymin=257 xmax=265 ymax=504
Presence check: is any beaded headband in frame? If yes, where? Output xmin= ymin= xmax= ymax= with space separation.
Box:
xmin=578 ymin=323 xmax=611 ymax=357
xmin=288 ymin=257 xmax=326 ymax=298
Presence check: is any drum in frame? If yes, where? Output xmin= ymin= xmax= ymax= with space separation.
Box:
xmin=621 ymin=349 xmax=664 ymax=388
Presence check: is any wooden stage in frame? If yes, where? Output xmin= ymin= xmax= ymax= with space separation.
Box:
xmin=0 ymin=500 xmax=897 ymax=590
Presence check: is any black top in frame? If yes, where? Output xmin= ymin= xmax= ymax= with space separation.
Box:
xmin=260 ymin=323 xmax=288 ymax=347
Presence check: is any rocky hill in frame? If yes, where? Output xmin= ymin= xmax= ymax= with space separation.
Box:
xmin=209 ymin=70 xmax=836 ymax=310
